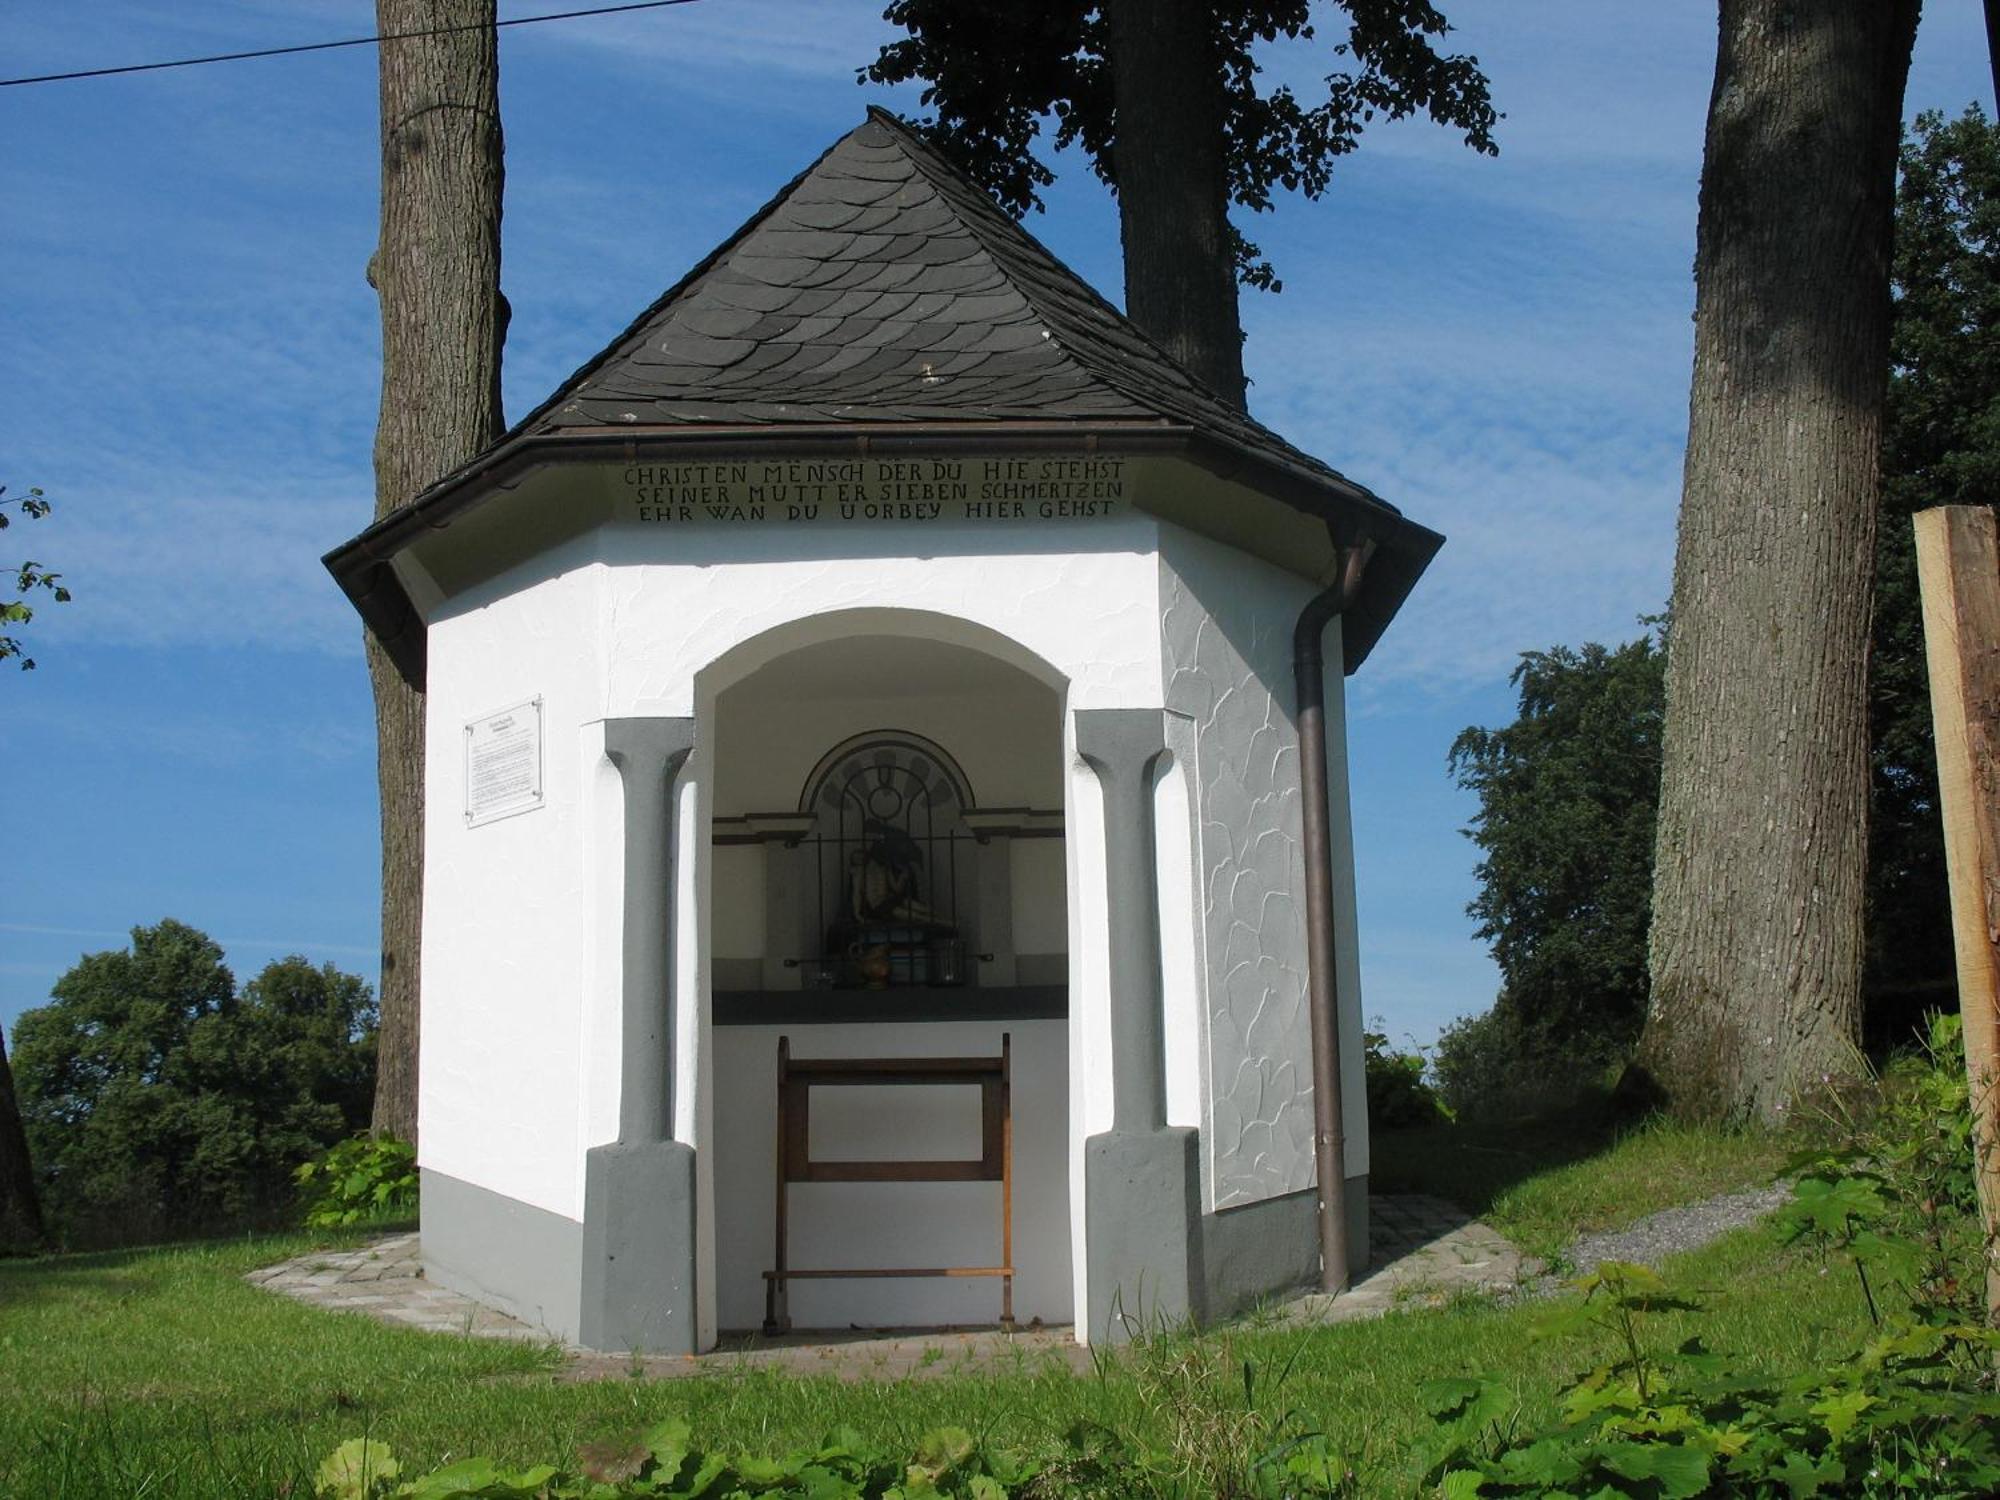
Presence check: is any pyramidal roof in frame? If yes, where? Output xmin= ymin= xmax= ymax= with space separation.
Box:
xmin=330 ymin=110 xmax=1442 ymax=683
xmin=509 ymin=108 xmax=1360 ymax=498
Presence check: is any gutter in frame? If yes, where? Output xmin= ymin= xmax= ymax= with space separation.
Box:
xmin=1294 ymin=535 xmax=1374 ymax=1295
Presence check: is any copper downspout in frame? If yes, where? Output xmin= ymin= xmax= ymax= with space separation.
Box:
xmin=1294 ymin=538 xmax=1373 ymax=1294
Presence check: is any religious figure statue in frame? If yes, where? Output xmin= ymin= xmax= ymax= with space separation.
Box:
xmin=848 ymin=821 xmax=942 ymax=926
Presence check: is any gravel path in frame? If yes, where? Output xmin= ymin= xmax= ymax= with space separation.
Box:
xmin=1506 ymin=1181 xmax=1793 ymax=1300
xmin=1563 ymin=1182 xmax=1793 ymax=1276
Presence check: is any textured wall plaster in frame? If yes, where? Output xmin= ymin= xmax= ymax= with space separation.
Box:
xmin=1159 ymin=525 xmax=1367 ymax=1209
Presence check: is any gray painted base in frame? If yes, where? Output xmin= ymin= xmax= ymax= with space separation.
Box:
xmin=421 ymin=1168 xmax=583 ymax=1341
xmin=1083 ymin=1126 xmax=1200 ymax=1343
xmin=1195 ymin=1175 xmax=1369 ymax=1321
xmin=579 ymin=1140 xmax=698 ymax=1354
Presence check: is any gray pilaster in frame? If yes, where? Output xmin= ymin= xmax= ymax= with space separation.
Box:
xmin=1075 ymin=710 xmax=1171 ymax=1132
xmin=601 ymin=716 xmax=695 ymax=1142
xmin=582 ymin=715 xmax=698 ymax=1353
xmin=1074 ymin=708 xmax=1200 ymax=1341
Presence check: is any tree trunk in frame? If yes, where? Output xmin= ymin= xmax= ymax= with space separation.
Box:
xmin=0 ymin=1026 xmax=45 ymax=1253
xmin=1639 ymin=0 xmax=1920 ymax=1123
xmin=1106 ymin=0 xmax=1246 ymax=410
xmin=368 ymin=0 xmax=507 ymax=1144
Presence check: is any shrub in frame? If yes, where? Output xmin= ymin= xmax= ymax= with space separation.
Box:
xmin=1432 ymin=1005 xmax=1623 ymax=1121
xmin=297 ymin=1134 xmax=418 ymax=1228
xmin=1364 ymin=1027 xmax=1449 ymax=1128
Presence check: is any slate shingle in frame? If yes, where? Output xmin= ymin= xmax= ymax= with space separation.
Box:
xmin=475 ymin=111 xmax=1382 ymax=515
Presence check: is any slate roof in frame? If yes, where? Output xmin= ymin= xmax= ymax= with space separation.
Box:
xmin=328 ymin=108 xmax=1443 ymax=685
xmin=512 ymin=108 xmax=1358 ymax=501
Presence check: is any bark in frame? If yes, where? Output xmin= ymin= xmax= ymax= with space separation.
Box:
xmin=1986 ymin=0 xmax=2000 ymax=118
xmin=1106 ymin=0 xmax=1246 ymax=410
xmin=368 ymin=0 xmax=507 ymax=1144
xmin=0 ymin=1026 xmax=45 ymax=1253
xmin=1639 ymin=0 xmax=1920 ymax=1124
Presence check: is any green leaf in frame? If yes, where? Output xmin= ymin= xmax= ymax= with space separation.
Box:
xmin=913 ymin=1428 xmax=976 ymax=1470
xmin=1420 ymin=1376 xmax=1510 ymax=1428
xmin=1809 ymin=1388 xmax=1874 ymax=1441
xmin=732 ymin=1453 xmax=798 ymax=1486
xmin=1769 ymin=1448 xmax=1844 ymax=1499
xmin=1494 ymin=1438 xmax=1584 ymax=1488
xmin=392 ymin=1456 xmax=500 ymax=1498
xmin=316 ymin=1439 xmax=400 ymax=1500
xmin=1438 ymin=1469 xmax=1486 ymax=1499
xmin=643 ymin=1417 xmax=692 ymax=1476
xmin=1595 ymin=1440 xmax=1709 ymax=1499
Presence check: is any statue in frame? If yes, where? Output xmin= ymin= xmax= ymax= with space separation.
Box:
xmin=848 ymin=821 xmax=944 ymax=927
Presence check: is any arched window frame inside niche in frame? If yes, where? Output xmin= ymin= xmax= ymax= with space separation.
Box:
xmin=794 ymin=729 xmax=979 ymax=990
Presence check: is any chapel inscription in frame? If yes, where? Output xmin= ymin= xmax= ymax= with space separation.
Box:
xmin=619 ymin=456 xmax=1124 ymax=525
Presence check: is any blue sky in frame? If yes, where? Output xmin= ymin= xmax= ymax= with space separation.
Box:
xmin=4 ymin=3 xmax=1992 ymax=1049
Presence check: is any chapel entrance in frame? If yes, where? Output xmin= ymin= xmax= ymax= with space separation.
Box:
xmin=705 ymin=628 xmax=1074 ymax=1331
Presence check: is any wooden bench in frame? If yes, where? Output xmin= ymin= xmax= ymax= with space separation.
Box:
xmin=763 ymin=1034 xmax=1012 ymax=1334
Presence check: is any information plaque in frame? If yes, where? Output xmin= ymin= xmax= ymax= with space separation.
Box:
xmin=464 ymin=698 xmax=543 ymax=826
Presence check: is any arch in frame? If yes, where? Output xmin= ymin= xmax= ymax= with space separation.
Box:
xmin=798 ymin=728 xmax=976 ymax=815
xmin=693 ymin=605 xmax=1070 ymax=701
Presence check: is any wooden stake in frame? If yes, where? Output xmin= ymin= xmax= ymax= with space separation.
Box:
xmin=1914 ymin=504 xmax=2000 ymax=1325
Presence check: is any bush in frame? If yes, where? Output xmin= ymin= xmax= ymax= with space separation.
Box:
xmin=297 ymin=1134 xmax=418 ymax=1228
xmin=11 ymin=921 xmax=376 ymax=1245
xmin=1432 ymin=1005 xmax=1624 ymax=1121
xmin=1364 ymin=1027 xmax=1449 ymax=1128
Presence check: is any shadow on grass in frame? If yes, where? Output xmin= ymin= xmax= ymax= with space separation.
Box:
xmin=0 ymin=1216 xmax=420 ymax=1313
xmin=1370 ymin=1092 xmax=1636 ymax=1221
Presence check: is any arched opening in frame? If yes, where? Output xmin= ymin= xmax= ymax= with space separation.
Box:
xmin=703 ymin=624 xmax=1074 ymax=1332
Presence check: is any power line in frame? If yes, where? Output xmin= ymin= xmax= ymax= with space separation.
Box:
xmin=0 ymin=0 xmax=705 ymax=89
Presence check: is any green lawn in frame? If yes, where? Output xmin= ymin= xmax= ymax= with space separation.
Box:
xmin=0 ymin=1115 xmax=1827 ymax=1497
xmin=1372 ymin=1110 xmax=1788 ymax=1263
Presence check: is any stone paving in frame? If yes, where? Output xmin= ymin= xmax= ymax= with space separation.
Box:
xmin=247 ymin=1194 xmax=1534 ymax=1380
xmin=1270 ymin=1193 xmax=1538 ymax=1328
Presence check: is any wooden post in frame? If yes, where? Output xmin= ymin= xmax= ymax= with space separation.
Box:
xmin=1914 ymin=504 xmax=2000 ymax=1325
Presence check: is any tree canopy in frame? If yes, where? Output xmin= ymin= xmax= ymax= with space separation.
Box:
xmin=867 ymin=0 xmax=1494 ymax=287
xmin=1869 ymin=105 xmax=2000 ymax=1043
xmin=1 ymin=484 xmax=71 ymax=671
xmin=866 ymin=1 xmax=1495 ymax=402
xmin=10 ymin=921 xmax=376 ymax=1243
xmin=1450 ymin=627 xmax=1667 ymax=1056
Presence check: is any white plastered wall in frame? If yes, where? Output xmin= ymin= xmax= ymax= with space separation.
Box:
xmin=418 ymin=509 xmax=1167 ymax=1336
xmin=419 ymin=536 xmax=605 ymax=1223
xmin=1158 ymin=523 xmax=1368 ymax=1210
xmin=415 ymin=498 xmax=1372 ymax=1336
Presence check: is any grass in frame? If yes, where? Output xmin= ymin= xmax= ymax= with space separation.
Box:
xmin=1 ymin=1116 xmax=1823 ymax=1497
xmin=1372 ymin=1106 xmax=1789 ymax=1262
